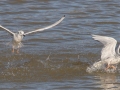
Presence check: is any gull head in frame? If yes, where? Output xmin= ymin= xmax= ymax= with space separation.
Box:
xmin=18 ymin=30 xmax=25 ymax=36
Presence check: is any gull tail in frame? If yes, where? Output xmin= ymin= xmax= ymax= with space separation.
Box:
xmin=86 ymin=61 xmax=105 ymax=73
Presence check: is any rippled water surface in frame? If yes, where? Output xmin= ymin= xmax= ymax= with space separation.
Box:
xmin=0 ymin=0 xmax=120 ymax=90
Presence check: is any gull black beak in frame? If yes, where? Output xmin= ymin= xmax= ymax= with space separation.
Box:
xmin=23 ymin=34 xmax=25 ymax=37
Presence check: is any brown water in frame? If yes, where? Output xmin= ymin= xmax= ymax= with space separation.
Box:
xmin=0 ymin=0 xmax=120 ymax=90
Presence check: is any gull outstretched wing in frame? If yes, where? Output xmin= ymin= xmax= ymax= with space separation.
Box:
xmin=92 ymin=34 xmax=117 ymax=60
xmin=0 ymin=25 xmax=14 ymax=35
xmin=24 ymin=15 xmax=65 ymax=35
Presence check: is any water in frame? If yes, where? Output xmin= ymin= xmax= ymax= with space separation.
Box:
xmin=0 ymin=0 xmax=120 ymax=89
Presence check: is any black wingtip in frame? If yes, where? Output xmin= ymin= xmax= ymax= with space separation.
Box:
xmin=63 ymin=15 xmax=65 ymax=17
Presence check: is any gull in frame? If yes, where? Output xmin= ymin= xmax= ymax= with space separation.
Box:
xmin=0 ymin=15 xmax=65 ymax=53
xmin=92 ymin=34 xmax=120 ymax=70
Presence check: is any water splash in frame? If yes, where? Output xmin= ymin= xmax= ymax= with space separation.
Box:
xmin=86 ymin=60 xmax=117 ymax=73
xmin=86 ymin=61 xmax=105 ymax=73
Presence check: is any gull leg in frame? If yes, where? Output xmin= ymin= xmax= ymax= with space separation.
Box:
xmin=12 ymin=48 xmax=14 ymax=53
xmin=105 ymin=64 xmax=116 ymax=70
xmin=105 ymin=63 xmax=110 ymax=70
xmin=17 ymin=48 xmax=19 ymax=54
xmin=111 ymin=65 xmax=116 ymax=70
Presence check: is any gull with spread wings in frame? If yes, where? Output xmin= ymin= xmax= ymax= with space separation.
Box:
xmin=0 ymin=15 xmax=65 ymax=53
xmin=87 ymin=35 xmax=120 ymax=73
xmin=92 ymin=35 xmax=120 ymax=70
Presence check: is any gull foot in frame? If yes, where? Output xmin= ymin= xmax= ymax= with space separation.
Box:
xmin=105 ymin=64 xmax=116 ymax=71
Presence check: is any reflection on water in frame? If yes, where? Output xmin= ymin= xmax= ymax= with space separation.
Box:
xmin=99 ymin=74 xmax=120 ymax=90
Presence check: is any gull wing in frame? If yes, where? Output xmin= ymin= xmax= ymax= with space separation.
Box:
xmin=92 ymin=34 xmax=117 ymax=60
xmin=24 ymin=15 xmax=65 ymax=35
xmin=0 ymin=25 xmax=14 ymax=35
